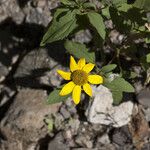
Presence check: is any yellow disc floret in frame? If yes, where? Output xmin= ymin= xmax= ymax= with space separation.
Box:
xmin=71 ymin=70 xmax=88 ymax=85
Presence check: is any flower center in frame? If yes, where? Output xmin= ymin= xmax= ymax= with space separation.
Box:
xmin=71 ymin=70 xmax=88 ymax=85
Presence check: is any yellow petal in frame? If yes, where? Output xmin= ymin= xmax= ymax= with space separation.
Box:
xmin=88 ymin=75 xmax=103 ymax=84
xmin=78 ymin=58 xmax=85 ymax=69
xmin=60 ymin=81 xmax=75 ymax=96
xmin=72 ymin=85 xmax=81 ymax=104
xmin=83 ymin=83 xmax=92 ymax=97
xmin=70 ymin=56 xmax=78 ymax=72
xmin=57 ymin=70 xmax=71 ymax=80
xmin=83 ymin=63 xmax=95 ymax=73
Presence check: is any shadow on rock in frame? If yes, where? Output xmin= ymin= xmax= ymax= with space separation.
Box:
xmin=46 ymin=41 xmax=69 ymax=67
xmin=0 ymin=17 xmax=44 ymax=69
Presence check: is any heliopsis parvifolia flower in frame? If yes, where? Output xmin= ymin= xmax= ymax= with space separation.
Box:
xmin=57 ymin=56 xmax=103 ymax=104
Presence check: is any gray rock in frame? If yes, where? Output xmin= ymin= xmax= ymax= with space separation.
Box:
xmin=86 ymin=85 xmax=134 ymax=127
xmin=48 ymin=133 xmax=69 ymax=150
xmin=95 ymin=132 xmax=115 ymax=150
xmin=109 ymin=30 xmax=125 ymax=45
xmin=142 ymin=143 xmax=150 ymax=150
xmin=0 ymin=63 xmax=9 ymax=81
xmin=53 ymin=113 xmax=65 ymax=130
xmin=14 ymin=48 xmax=65 ymax=87
xmin=72 ymin=148 xmax=99 ymax=150
xmin=137 ymin=88 xmax=150 ymax=108
xmin=60 ymin=105 xmax=71 ymax=119
xmin=65 ymin=98 xmax=77 ymax=115
xmin=1 ymin=88 xmax=60 ymax=149
xmin=111 ymin=126 xmax=132 ymax=146
xmin=0 ymin=85 xmax=16 ymax=107
xmin=75 ymin=135 xmax=93 ymax=148
xmin=98 ymin=133 xmax=110 ymax=145
xmin=112 ymin=131 xmax=128 ymax=146
xmin=74 ymin=30 xmax=92 ymax=44
xmin=143 ymin=108 xmax=150 ymax=122
xmin=0 ymin=0 xmax=25 ymax=23
xmin=25 ymin=5 xmax=52 ymax=27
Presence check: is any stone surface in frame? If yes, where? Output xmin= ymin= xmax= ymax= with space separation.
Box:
xmin=1 ymin=88 xmax=60 ymax=149
xmin=109 ymin=30 xmax=125 ymax=45
xmin=74 ymin=30 xmax=92 ymax=44
xmin=75 ymin=134 xmax=93 ymax=148
xmin=60 ymin=105 xmax=71 ymax=119
xmin=143 ymin=107 xmax=150 ymax=122
xmin=128 ymin=107 xmax=150 ymax=150
xmin=111 ymin=126 xmax=131 ymax=146
xmin=86 ymin=85 xmax=134 ymax=127
xmin=98 ymin=133 xmax=110 ymax=145
xmin=0 ymin=0 xmax=25 ymax=23
xmin=0 ymin=84 xmax=16 ymax=107
xmin=137 ymin=88 xmax=150 ymax=108
xmin=48 ymin=133 xmax=69 ymax=150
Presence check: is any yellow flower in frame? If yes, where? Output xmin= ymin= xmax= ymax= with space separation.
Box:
xmin=57 ymin=56 xmax=103 ymax=104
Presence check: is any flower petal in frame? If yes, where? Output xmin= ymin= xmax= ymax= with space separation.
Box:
xmin=88 ymin=75 xmax=103 ymax=84
xmin=70 ymin=56 xmax=78 ymax=72
xmin=57 ymin=70 xmax=71 ymax=80
xmin=83 ymin=63 xmax=95 ymax=73
xmin=60 ymin=81 xmax=75 ymax=96
xmin=83 ymin=83 xmax=92 ymax=97
xmin=72 ymin=85 xmax=81 ymax=104
xmin=78 ymin=58 xmax=85 ymax=69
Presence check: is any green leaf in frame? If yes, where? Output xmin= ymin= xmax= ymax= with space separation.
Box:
xmin=47 ymin=89 xmax=70 ymax=104
xmin=83 ymin=2 xmax=96 ymax=10
xmin=45 ymin=118 xmax=53 ymax=131
xmin=145 ymin=37 xmax=150 ymax=44
xmin=146 ymin=53 xmax=150 ymax=63
xmin=87 ymin=12 xmax=106 ymax=39
xmin=104 ymin=77 xmax=134 ymax=104
xmin=112 ymin=90 xmax=123 ymax=105
xmin=102 ymin=7 xmax=111 ymax=19
xmin=105 ymin=77 xmax=135 ymax=93
xmin=64 ymin=40 xmax=95 ymax=63
xmin=112 ymin=0 xmax=127 ymax=6
xmin=133 ymin=0 xmax=150 ymax=11
xmin=129 ymin=71 xmax=137 ymax=79
xmin=60 ymin=0 xmax=76 ymax=6
xmin=40 ymin=10 xmax=78 ymax=46
xmin=101 ymin=64 xmax=117 ymax=73
xmin=117 ymin=3 xmax=133 ymax=12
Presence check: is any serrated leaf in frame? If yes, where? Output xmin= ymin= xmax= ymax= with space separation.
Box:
xmin=64 ymin=40 xmax=95 ymax=63
xmin=47 ymin=89 xmax=70 ymax=104
xmin=146 ymin=53 xmax=150 ymax=63
xmin=87 ymin=12 xmax=106 ymax=39
xmin=105 ymin=77 xmax=135 ymax=93
xmin=40 ymin=10 xmax=78 ymax=46
xmin=112 ymin=90 xmax=123 ymax=105
xmin=101 ymin=64 xmax=117 ymax=73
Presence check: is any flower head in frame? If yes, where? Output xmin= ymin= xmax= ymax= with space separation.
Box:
xmin=57 ymin=56 xmax=103 ymax=104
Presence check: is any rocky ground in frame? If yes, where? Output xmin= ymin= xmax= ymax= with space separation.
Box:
xmin=0 ymin=0 xmax=150 ymax=150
